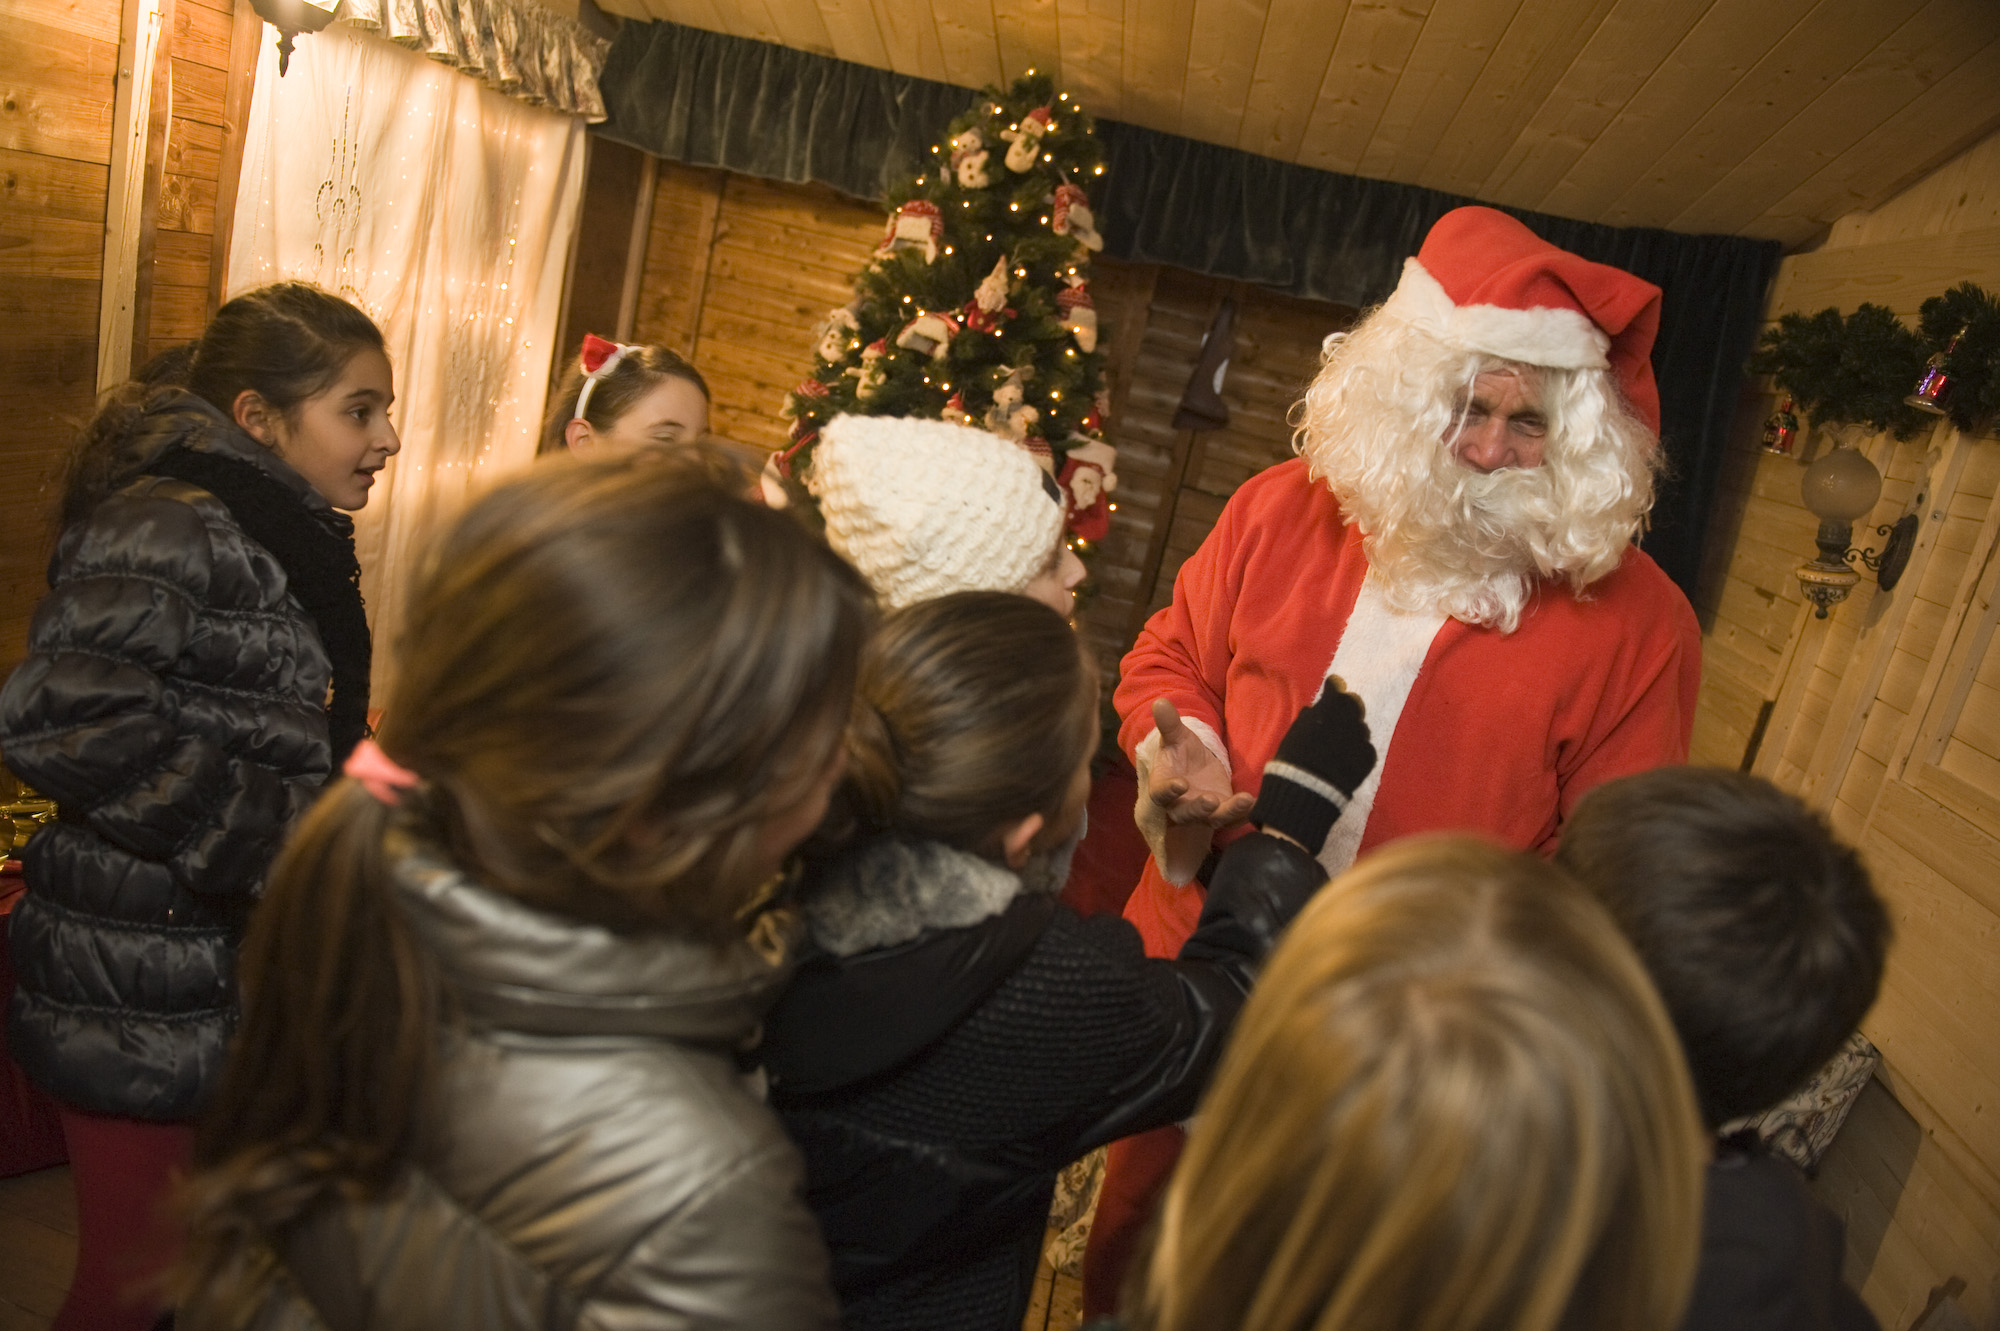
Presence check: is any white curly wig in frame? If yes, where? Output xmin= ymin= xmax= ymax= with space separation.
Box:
xmin=1292 ymin=306 xmax=1659 ymax=634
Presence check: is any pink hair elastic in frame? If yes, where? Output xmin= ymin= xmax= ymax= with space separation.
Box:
xmin=572 ymin=333 xmax=637 ymax=424
xmin=344 ymin=739 xmax=420 ymax=806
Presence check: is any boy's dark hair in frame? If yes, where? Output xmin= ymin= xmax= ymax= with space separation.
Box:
xmin=1554 ymin=766 xmax=1890 ymax=1127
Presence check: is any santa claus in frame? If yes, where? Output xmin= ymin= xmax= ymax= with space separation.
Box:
xmin=1081 ymin=205 xmax=1701 ymax=1310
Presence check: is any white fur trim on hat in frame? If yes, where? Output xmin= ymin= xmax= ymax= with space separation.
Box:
xmin=810 ymin=414 xmax=1068 ymax=610
xmin=1378 ymin=258 xmax=1611 ymax=371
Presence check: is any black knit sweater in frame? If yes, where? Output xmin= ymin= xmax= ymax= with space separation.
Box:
xmin=763 ymin=833 xmax=1325 ymax=1331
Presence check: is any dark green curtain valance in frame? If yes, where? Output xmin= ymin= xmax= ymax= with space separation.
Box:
xmin=597 ymin=19 xmax=1780 ymax=598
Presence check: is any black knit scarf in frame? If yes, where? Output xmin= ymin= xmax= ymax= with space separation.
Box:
xmin=147 ymin=445 xmax=372 ymax=764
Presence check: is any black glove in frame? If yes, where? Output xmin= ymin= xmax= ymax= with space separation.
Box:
xmin=1249 ymin=678 xmax=1376 ymax=853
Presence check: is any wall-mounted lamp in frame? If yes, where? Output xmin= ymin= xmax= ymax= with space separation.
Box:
xmin=250 ymin=0 xmax=338 ymax=75
xmin=1795 ymin=444 xmax=1918 ymax=618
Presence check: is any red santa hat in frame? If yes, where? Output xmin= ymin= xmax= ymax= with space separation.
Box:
xmin=1378 ymin=206 xmax=1663 ymax=433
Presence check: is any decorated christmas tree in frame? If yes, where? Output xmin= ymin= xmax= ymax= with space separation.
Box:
xmin=776 ymin=71 xmax=1119 ymax=542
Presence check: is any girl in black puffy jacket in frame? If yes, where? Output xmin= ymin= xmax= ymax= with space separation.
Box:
xmin=0 ymin=283 xmax=398 ymax=1331
xmin=761 ymin=592 xmax=1376 ymax=1331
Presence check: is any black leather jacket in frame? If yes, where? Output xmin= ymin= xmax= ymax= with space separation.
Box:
xmin=762 ymin=830 xmax=1324 ymax=1331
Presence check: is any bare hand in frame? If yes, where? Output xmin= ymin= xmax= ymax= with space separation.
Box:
xmin=1147 ymin=698 xmax=1254 ymax=829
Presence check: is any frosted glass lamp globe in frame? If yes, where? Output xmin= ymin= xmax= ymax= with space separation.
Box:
xmin=1801 ymin=445 xmax=1883 ymax=523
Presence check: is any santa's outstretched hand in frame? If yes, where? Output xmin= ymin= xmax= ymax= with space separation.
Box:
xmin=1137 ymin=698 xmax=1253 ymax=884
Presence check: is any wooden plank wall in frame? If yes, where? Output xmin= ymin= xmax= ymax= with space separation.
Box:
xmin=0 ymin=0 xmax=251 ymax=679
xmin=144 ymin=0 xmax=250 ymax=360
xmin=1689 ymin=128 xmax=2000 ymax=1329
xmin=1 ymin=0 xmax=122 ymax=672
xmin=634 ymin=166 xmax=883 ymax=450
xmin=1075 ymin=267 xmax=1354 ymax=682
xmin=627 ymin=159 xmax=1352 ymax=681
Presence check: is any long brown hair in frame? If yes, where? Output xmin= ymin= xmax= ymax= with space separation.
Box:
xmin=1128 ymin=836 xmax=1707 ymax=1331
xmin=537 ymin=340 xmax=710 ymax=454
xmin=841 ymin=591 xmax=1097 ymax=856
xmin=62 ymin=283 xmax=386 ymax=527
xmin=172 ymin=448 xmax=872 ymax=1319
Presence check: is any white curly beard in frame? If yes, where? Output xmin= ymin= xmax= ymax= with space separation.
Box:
xmin=1292 ymin=310 xmax=1659 ymax=634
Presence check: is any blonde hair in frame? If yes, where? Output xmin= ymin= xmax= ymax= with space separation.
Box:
xmin=1291 ymin=310 xmax=1657 ymax=632
xmin=1130 ymin=836 xmax=1706 ymax=1331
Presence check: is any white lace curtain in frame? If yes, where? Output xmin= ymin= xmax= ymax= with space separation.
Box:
xmin=228 ymin=22 xmax=585 ymax=695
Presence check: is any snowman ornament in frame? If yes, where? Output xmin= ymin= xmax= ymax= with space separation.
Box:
xmin=949 ymin=128 xmax=992 ymax=189
xmin=853 ymin=340 xmax=889 ymax=400
xmin=1000 ymin=107 xmax=1053 ymax=173
xmin=814 ymin=307 xmax=860 ymax=363
xmin=986 ymin=369 xmax=1040 ymax=442
xmin=1057 ymin=282 xmax=1098 ymax=354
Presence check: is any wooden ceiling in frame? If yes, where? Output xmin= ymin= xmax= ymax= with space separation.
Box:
xmin=584 ymin=0 xmax=2000 ymax=249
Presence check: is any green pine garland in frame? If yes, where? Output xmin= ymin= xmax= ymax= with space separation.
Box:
xmin=1747 ymin=303 xmax=1930 ymax=440
xmin=776 ymin=71 xmax=1113 ymax=490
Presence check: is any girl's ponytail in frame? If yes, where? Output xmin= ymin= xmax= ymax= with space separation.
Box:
xmin=840 ymin=696 xmax=904 ymax=829
xmin=175 ymin=454 xmax=874 ymax=1314
xmin=839 ymin=592 xmax=1098 ymax=855
xmin=172 ymin=778 xmax=440 ymax=1322
xmin=58 ymin=343 xmax=195 ymax=528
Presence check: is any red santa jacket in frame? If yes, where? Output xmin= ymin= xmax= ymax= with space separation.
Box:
xmin=1114 ymin=457 xmax=1700 ymax=958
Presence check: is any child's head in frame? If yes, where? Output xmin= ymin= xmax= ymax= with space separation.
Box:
xmin=375 ymin=448 xmax=872 ymax=929
xmin=176 ymin=449 xmax=871 ymax=1315
xmin=65 ymin=282 xmax=395 ymax=522
xmin=1554 ymin=766 xmax=1890 ymax=1127
xmin=539 ymin=336 xmax=711 ymax=456
xmin=1133 ymin=836 xmax=1707 ymax=1331
xmin=843 ymin=591 xmax=1098 ymax=866
xmin=810 ymin=414 xmax=1085 ymax=615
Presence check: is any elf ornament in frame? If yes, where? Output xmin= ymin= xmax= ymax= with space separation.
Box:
xmin=896 ymin=310 xmax=961 ymax=359
xmin=1059 ymin=437 xmax=1118 ymax=540
xmin=879 ymin=200 xmax=944 ymax=264
xmin=1057 ymin=283 xmax=1098 ymax=353
xmin=963 ymin=256 xmax=1016 ymax=335
xmin=949 ymin=128 xmax=992 ymax=189
xmin=1000 ymin=107 xmax=1052 ymax=173
xmin=1051 ymin=183 xmax=1104 ymax=251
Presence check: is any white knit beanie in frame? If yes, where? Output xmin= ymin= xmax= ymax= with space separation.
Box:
xmin=810 ymin=414 xmax=1068 ymax=610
